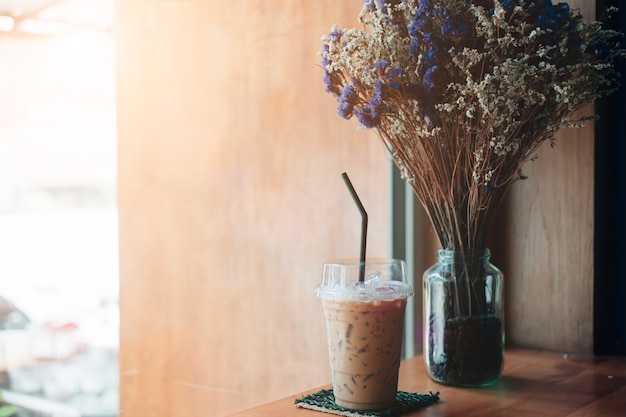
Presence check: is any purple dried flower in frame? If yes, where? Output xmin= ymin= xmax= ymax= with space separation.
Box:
xmin=353 ymin=80 xmax=386 ymax=128
xmin=422 ymin=66 xmax=439 ymax=93
xmin=336 ymin=84 xmax=359 ymax=119
xmin=369 ymin=96 xmax=384 ymax=118
xmin=328 ymin=27 xmax=344 ymax=42
xmin=321 ymin=41 xmax=342 ymax=95
xmin=417 ymin=0 xmax=432 ymax=14
xmin=374 ymin=60 xmax=389 ymax=71
xmin=386 ymin=67 xmax=405 ymax=80
xmin=370 ymin=81 xmax=386 ymax=119
xmin=322 ymin=71 xmax=335 ymax=94
xmin=409 ymin=15 xmax=430 ymax=37
xmin=354 ymin=107 xmax=379 ymax=128
xmin=338 ymin=100 xmax=354 ymax=119
xmin=374 ymin=79 xmax=385 ymax=96
xmin=440 ymin=8 xmax=469 ymax=43
xmin=410 ymin=38 xmax=420 ymax=58
xmin=322 ymin=70 xmax=341 ymax=96
xmin=363 ymin=0 xmax=391 ymax=13
xmin=340 ymin=84 xmax=358 ymax=105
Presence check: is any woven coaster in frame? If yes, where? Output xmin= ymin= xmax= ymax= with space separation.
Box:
xmin=294 ymin=389 xmax=440 ymax=417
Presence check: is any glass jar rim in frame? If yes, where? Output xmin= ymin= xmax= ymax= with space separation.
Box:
xmin=436 ymin=248 xmax=491 ymax=258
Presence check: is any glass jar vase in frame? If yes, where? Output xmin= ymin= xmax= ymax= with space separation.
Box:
xmin=423 ymin=249 xmax=504 ymax=387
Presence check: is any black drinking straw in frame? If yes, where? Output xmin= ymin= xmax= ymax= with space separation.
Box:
xmin=341 ymin=172 xmax=368 ymax=283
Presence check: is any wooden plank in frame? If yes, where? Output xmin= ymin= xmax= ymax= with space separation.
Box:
xmin=229 ymin=349 xmax=626 ymax=417
xmin=493 ymin=123 xmax=595 ymax=353
xmin=567 ymin=385 xmax=626 ymax=417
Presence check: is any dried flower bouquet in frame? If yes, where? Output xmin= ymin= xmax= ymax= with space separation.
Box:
xmin=321 ymin=0 xmax=625 ymax=254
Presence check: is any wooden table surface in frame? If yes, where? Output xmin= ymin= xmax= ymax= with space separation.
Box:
xmin=227 ymin=348 xmax=626 ymax=416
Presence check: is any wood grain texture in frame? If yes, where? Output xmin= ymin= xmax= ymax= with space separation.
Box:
xmin=228 ymin=349 xmax=626 ymax=417
xmin=492 ymin=123 xmax=595 ymax=353
xmin=116 ymin=1 xmax=391 ymax=416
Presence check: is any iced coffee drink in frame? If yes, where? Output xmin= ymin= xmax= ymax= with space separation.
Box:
xmin=317 ymin=260 xmax=413 ymax=410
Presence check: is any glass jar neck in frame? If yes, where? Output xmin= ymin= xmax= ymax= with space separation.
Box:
xmin=436 ymin=248 xmax=491 ymax=264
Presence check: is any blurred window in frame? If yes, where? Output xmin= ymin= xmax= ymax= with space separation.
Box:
xmin=0 ymin=1 xmax=118 ymax=416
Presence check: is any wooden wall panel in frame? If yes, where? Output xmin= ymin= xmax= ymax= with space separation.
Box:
xmin=492 ymin=124 xmax=595 ymax=353
xmin=491 ymin=0 xmax=595 ymax=354
xmin=116 ymin=2 xmax=390 ymax=416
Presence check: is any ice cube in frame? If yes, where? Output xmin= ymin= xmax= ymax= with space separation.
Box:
xmin=364 ymin=271 xmax=383 ymax=288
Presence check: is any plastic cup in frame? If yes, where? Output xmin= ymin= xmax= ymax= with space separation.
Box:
xmin=316 ymin=259 xmax=414 ymax=410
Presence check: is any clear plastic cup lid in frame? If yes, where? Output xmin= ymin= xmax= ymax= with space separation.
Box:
xmin=316 ymin=259 xmax=414 ymax=301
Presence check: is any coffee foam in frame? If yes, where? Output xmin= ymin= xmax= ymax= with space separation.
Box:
xmin=316 ymin=280 xmax=413 ymax=301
